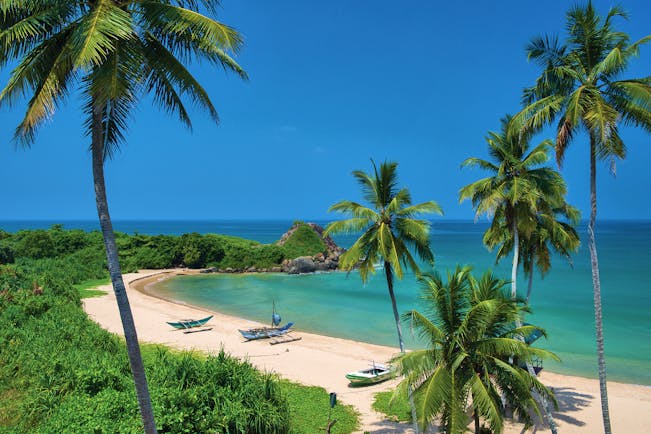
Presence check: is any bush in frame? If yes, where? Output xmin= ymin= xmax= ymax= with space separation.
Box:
xmin=14 ymin=230 xmax=55 ymax=259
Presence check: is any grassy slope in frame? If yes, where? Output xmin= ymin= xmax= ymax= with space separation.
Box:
xmin=280 ymin=224 xmax=327 ymax=259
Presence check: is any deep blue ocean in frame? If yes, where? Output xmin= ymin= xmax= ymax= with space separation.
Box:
xmin=3 ymin=219 xmax=650 ymax=386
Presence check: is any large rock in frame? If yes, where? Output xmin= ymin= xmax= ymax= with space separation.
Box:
xmin=287 ymin=256 xmax=316 ymax=274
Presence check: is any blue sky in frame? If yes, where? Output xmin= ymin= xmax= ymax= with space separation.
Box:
xmin=1 ymin=0 xmax=650 ymax=221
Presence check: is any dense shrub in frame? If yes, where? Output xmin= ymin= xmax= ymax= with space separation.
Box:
xmin=13 ymin=230 xmax=55 ymax=259
xmin=0 ymin=276 xmax=291 ymax=433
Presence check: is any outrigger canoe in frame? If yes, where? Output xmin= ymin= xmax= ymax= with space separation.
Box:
xmin=345 ymin=363 xmax=396 ymax=386
xmin=166 ymin=315 xmax=213 ymax=330
xmin=239 ymin=322 xmax=294 ymax=341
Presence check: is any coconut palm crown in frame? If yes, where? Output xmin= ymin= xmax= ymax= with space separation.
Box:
xmin=1 ymin=1 xmax=247 ymax=432
xmin=392 ymin=266 xmax=558 ymax=433
xmin=512 ymin=3 xmax=651 ymax=432
xmin=459 ymin=115 xmax=569 ymax=300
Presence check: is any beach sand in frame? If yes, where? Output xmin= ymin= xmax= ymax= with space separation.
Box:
xmin=83 ymin=270 xmax=651 ymax=433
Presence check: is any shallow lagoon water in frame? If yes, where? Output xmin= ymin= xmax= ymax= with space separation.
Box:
xmin=150 ymin=220 xmax=651 ymax=386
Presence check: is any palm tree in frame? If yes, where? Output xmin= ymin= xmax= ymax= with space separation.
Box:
xmin=1 ymin=2 xmax=247 ymax=432
xmin=325 ymin=160 xmax=442 ymax=352
xmin=512 ymin=3 xmax=651 ymax=431
xmin=325 ymin=160 xmax=441 ymax=432
xmin=393 ymin=266 xmax=558 ymax=433
xmin=459 ymin=115 xmax=568 ymax=301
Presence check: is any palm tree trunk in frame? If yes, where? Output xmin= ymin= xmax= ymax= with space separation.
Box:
xmin=92 ymin=103 xmax=158 ymax=434
xmin=526 ymin=269 xmax=533 ymax=304
xmin=511 ymin=218 xmax=519 ymax=299
xmin=589 ymin=136 xmax=612 ymax=434
xmin=511 ymin=221 xmax=557 ymax=433
xmin=384 ymin=262 xmax=418 ymax=434
xmin=384 ymin=262 xmax=405 ymax=352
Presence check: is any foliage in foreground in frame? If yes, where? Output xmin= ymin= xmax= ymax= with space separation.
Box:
xmin=391 ymin=266 xmax=558 ymax=433
xmin=0 ymin=230 xmax=359 ymax=433
xmin=0 ymin=284 xmax=290 ymax=433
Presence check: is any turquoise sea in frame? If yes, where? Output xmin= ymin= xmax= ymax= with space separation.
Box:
xmin=3 ymin=219 xmax=650 ymax=386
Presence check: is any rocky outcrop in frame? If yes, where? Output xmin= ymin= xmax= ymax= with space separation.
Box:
xmin=277 ymin=222 xmax=346 ymax=274
xmin=286 ymin=256 xmax=316 ymax=274
xmin=199 ymin=222 xmax=346 ymax=275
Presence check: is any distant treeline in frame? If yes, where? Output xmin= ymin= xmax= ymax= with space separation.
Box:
xmin=0 ymin=223 xmax=327 ymax=271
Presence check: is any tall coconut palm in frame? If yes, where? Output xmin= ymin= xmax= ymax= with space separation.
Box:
xmin=459 ymin=115 xmax=568 ymax=301
xmin=513 ymin=3 xmax=651 ymax=431
xmin=325 ymin=160 xmax=442 ymax=352
xmin=393 ymin=266 xmax=558 ymax=433
xmin=0 ymin=2 xmax=247 ymax=432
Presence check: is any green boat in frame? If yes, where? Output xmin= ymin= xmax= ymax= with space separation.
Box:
xmin=166 ymin=315 xmax=213 ymax=330
xmin=345 ymin=363 xmax=396 ymax=386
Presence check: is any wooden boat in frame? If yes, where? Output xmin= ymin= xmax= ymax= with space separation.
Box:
xmin=166 ymin=315 xmax=213 ymax=330
xmin=239 ymin=322 xmax=294 ymax=341
xmin=345 ymin=363 xmax=396 ymax=386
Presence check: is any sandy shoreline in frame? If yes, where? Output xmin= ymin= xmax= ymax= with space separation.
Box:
xmin=83 ymin=270 xmax=651 ymax=433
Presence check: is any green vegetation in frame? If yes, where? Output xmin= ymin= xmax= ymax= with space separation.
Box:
xmin=372 ymin=391 xmax=411 ymax=423
xmin=0 ymin=227 xmax=289 ymax=272
xmin=0 ymin=228 xmax=359 ymax=433
xmin=281 ymin=381 xmax=359 ymax=433
xmin=280 ymin=223 xmax=327 ymax=259
xmin=391 ymin=267 xmax=558 ymax=433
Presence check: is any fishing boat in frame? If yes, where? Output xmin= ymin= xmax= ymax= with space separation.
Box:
xmin=345 ymin=363 xmax=396 ymax=386
xmin=166 ymin=315 xmax=213 ymax=330
xmin=239 ymin=322 xmax=294 ymax=341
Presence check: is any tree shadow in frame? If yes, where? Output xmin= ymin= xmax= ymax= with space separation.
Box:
xmin=551 ymin=386 xmax=593 ymax=426
xmin=517 ymin=386 xmax=594 ymax=432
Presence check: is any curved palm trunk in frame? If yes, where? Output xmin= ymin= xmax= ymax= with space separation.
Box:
xmin=511 ymin=218 xmax=519 ymax=300
xmin=384 ymin=262 xmax=405 ymax=352
xmin=384 ymin=262 xmax=418 ymax=433
xmin=92 ymin=104 xmax=158 ymax=434
xmin=526 ymin=267 xmax=534 ymax=304
xmin=589 ymin=137 xmax=612 ymax=434
xmin=512 ymin=220 xmax=558 ymax=433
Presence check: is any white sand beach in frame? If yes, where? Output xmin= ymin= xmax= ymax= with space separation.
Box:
xmin=83 ymin=270 xmax=651 ymax=433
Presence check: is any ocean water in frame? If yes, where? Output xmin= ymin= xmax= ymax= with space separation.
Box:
xmin=3 ymin=219 xmax=650 ymax=385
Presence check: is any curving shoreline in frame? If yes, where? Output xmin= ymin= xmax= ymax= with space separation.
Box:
xmin=83 ymin=269 xmax=651 ymax=433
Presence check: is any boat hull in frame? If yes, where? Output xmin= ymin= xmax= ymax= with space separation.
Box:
xmin=166 ymin=315 xmax=213 ymax=330
xmin=345 ymin=366 xmax=396 ymax=386
xmin=239 ymin=322 xmax=295 ymax=341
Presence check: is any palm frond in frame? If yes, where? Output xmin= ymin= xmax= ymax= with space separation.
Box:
xmin=69 ymin=0 xmax=133 ymax=68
